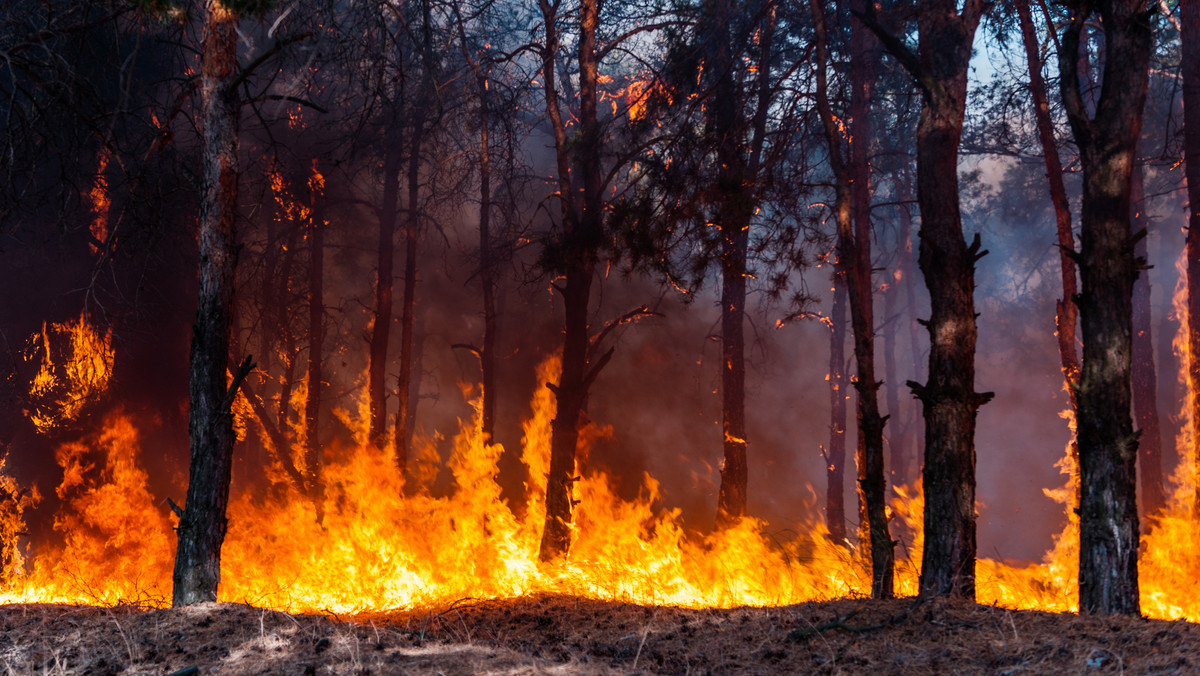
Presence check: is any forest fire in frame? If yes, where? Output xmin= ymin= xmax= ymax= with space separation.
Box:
xmin=4 ymin=331 xmax=1200 ymax=621
xmin=10 ymin=2 xmax=1200 ymax=673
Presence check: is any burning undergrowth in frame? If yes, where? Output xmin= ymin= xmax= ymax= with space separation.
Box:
xmin=1 ymin=346 xmax=1200 ymax=622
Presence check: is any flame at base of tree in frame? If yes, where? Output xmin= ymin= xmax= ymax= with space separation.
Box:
xmin=3 ymin=353 xmax=1200 ymax=619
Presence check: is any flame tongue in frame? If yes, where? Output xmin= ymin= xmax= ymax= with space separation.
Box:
xmin=2 ymin=351 xmax=1200 ymax=620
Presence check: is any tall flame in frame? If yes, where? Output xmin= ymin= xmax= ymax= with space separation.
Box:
xmin=6 ymin=328 xmax=1200 ymax=619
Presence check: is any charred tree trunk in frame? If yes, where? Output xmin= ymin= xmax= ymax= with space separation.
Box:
xmin=1059 ymin=0 xmax=1150 ymax=616
xmin=864 ymin=0 xmax=991 ymax=600
xmin=848 ymin=2 xmax=891 ymax=599
xmin=716 ymin=205 xmax=750 ymax=525
xmin=1182 ymin=0 xmax=1200 ymax=515
xmin=811 ymin=0 xmax=892 ymax=597
xmin=478 ymin=93 xmax=497 ymax=441
xmin=276 ymin=225 xmax=301 ymax=441
xmin=898 ymin=168 xmax=923 ymax=472
xmin=709 ymin=0 xmax=749 ymax=526
xmin=304 ymin=198 xmax=324 ymax=509
xmin=537 ymin=0 xmax=602 ymax=562
xmin=883 ymin=272 xmax=904 ymax=487
xmin=456 ymin=21 xmax=499 ymax=443
xmin=827 ymin=273 xmax=849 ymax=544
xmin=540 ymin=266 xmax=594 ymax=560
xmin=1131 ymin=162 xmax=1165 ymax=517
xmin=173 ymin=1 xmax=246 ymax=608
xmin=711 ymin=0 xmax=775 ymax=527
xmin=369 ymin=121 xmax=402 ymax=450
xmin=393 ymin=115 xmax=425 ymax=477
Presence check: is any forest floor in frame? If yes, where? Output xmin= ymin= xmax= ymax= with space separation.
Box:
xmin=1 ymin=593 xmax=1198 ymax=675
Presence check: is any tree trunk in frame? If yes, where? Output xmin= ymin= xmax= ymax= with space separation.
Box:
xmin=867 ymin=0 xmax=991 ymax=600
xmin=811 ymin=0 xmax=892 ymax=597
xmin=393 ymin=115 xmax=424 ymax=477
xmin=1016 ymin=0 xmax=1081 ymax=411
xmin=883 ymin=270 xmax=905 ymax=487
xmin=827 ymin=273 xmax=848 ymax=544
xmin=848 ymin=1 xmax=892 ymax=599
xmin=1131 ymin=162 xmax=1165 ymax=517
xmin=898 ymin=167 xmax=923 ymax=473
xmin=369 ymin=121 xmax=402 ymax=449
xmin=304 ymin=191 xmax=324 ymax=511
xmin=716 ymin=203 xmax=749 ymax=526
xmin=537 ymin=0 xmax=602 ymax=562
xmin=173 ymin=0 xmax=243 ymax=608
xmin=1059 ymin=0 xmax=1149 ymax=616
xmin=477 ymin=67 xmax=497 ymax=442
xmin=1182 ymin=0 xmax=1200 ymax=516
xmin=708 ymin=0 xmax=776 ymax=527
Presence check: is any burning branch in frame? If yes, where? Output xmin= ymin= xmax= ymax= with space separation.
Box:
xmin=239 ymin=379 xmax=307 ymax=492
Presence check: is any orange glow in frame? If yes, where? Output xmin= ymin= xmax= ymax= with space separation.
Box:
xmin=4 ymin=324 xmax=1200 ymax=618
xmin=25 ymin=313 xmax=115 ymax=434
xmin=88 ymin=149 xmax=111 ymax=252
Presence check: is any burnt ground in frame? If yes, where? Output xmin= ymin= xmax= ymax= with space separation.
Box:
xmin=1 ymin=594 xmax=1198 ymax=674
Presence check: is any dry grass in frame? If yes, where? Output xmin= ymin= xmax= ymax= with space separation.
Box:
xmin=2 ymin=595 xmax=1198 ymax=674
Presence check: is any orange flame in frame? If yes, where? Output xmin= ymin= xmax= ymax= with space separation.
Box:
xmin=5 ymin=318 xmax=1200 ymax=620
xmin=25 ymin=313 xmax=115 ymax=434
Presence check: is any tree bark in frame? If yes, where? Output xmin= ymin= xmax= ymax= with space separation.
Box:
xmin=479 ymin=114 xmax=497 ymax=443
xmin=368 ymin=121 xmax=402 ymax=449
xmin=393 ymin=111 xmax=425 ymax=477
xmin=455 ymin=17 xmax=499 ymax=443
xmin=1181 ymin=0 xmax=1200 ymax=516
xmin=827 ymin=272 xmax=849 ymax=544
xmin=865 ymin=0 xmax=991 ymax=600
xmin=1131 ymin=161 xmax=1165 ymax=517
xmin=537 ymin=0 xmax=601 ymax=562
xmin=173 ymin=0 xmax=243 ymax=608
xmin=898 ymin=167 xmax=923 ymax=474
xmin=711 ymin=0 xmax=775 ymax=527
xmin=304 ymin=185 xmax=324 ymax=510
xmin=1059 ymin=0 xmax=1150 ymax=616
xmin=883 ymin=270 xmax=905 ymax=487
xmin=810 ymin=0 xmax=892 ymax=598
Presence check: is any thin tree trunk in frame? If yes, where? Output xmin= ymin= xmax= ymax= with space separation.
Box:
xmin=827 ymin=272 xmax=849 ymax=544
xmin=304 ymin=194 xmax=324 ymax=511
xmin=369 ymin=121 xmax=402 ymax=449
xmin=898 ymin=167 xmax=923 ymax=471
xmin=1016 ymin=0 xmax=1081 ymax=410
xmin=811 ymin=0 xmax=892 ymax=597
xmin=393 ymin=117 xmax=424 ymax=477
xmin=848 ymin=0 xmax=892 ymax=599
xmin=479 ymin=98 xmax=497 ymax=442
xmin=537 ymin=0 xmax=601 ymax=562
xmin=173 ymin=0 xmax=244 ymax=608
xmin=1181 ymin=0 xmax=1200 ymax=516
xmin=716 ymin=206 xmax=749 ymax=525
xmin=883 ymin=271 xmax=904 ymax=487
xmin=275 ymin=225 xmax=300 ymax=441
xmin=1059 ymin=0 xmax=1149 ymax=616
xmin=712 ymin=0 xmax=775 ymax=527
xmin=1131 ymin=161 xmax=1165 ymax=516
xmin=452 ymin=12 xmax=498 ymax=442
